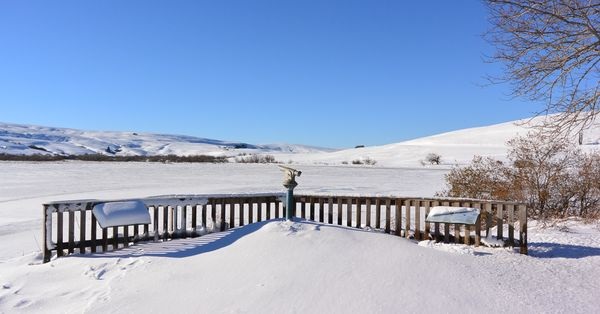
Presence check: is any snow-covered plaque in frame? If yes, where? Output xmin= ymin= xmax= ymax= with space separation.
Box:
xmin=426 ymin=206 xmax=480 ymax=225
xmin=92 ymin=200 xmax=151 ymax=228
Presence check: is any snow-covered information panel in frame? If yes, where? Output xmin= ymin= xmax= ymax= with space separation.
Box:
xmin=426 ymin=206 xmax=480 ymax=225
xmin=92 ymin=200 xmax=151 ymax=228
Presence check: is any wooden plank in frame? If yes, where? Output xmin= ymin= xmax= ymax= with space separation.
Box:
xmin=507 ymin=204 xmax=515 ymax=246
xmin=43 ymin=205 xmax=51 ymax=263
xmin=347 ymin=198 xmax=353 ymax=227
xmin=191 ymin=205 xmax=198 ymax=237
xmin=309 ymin=198 xmax=315 ymax=221
xmin=68 ymin=211 xmax=75 ymax=254
xmin=432 ymin=201 xmax=440 ymax=242
xmin=257 ymin=199 xmax=264 ymax=222
xmin=452 ymin=202 xmax=461 ymax=244
xmin=202 ymin=203 xmax=208 ymax=230
xmin=183 ymin=204 xmax=189 ymax=235
xmin=90 ymin=213 xmax=97 ymax=253
xmin=518 ymin=205 xmax=528 ymax=255
xmin=57 ymin=211 xmax=64 ymax=257
xmin=496 ymin=204 xmax=504 ymax=240
xmin=328 ymin=198 xmax=334 ymax=224
xmin=337 ymin=198 xmax=343 ymax=225
xmin=112 ymin=226 xmax=119 ymax=250
xmin=365 ymin=198 xmax=372 ymax=228
xmin=102 ymin=227 xmax=108 ymax=252
xmin=474 ymin=204 xmax=481 ymax=247
xmin=301 ymin=200 xmax=306 ymax=219
xmin=385 ymin=198 xmax=391 ymax=233
xmin=123 ymin=225 xmax=129 ymax=248
xmin=424 ymin=200 xmax=431 ymax=240
xmin=319 ymin=198 xmax=325 ymax=223
xmin=211 ymin=200 xmax=217 ymax=230
xmin=270 ymin=201 xmax=275 ymax=221
xmin=414 ymin=200 xmax=421 ymax=240
xmin=168 ymin=205 xmax=174 ymax=236
xmin=133 ymin=224 xmax=139 ymax=242
xmin=143 ymin=223 xmax=149 ymax=241
xmin=394 ymin=199 xmax=402 ymax=236
xmin=375 ymin=198 xmax=381 ymax=229
xmin=221 ymin=201 xmax=227 ymax=231
xmin=274 ymin=199 xmax=280 ymax=219
xmin=248 ymin=201 xmax=254 ymax=225
xmin=442 ymin=201 xmax=450 ymax=243
xmin=266 ymin=200 xmax=272 ymax=221
xmin=355 ymin=198 xmax=361 ymax=228
xmin=80 ymin=209 xmax=87 ymax=253
xmin=404 ymin=199 xmax=410 ymax=239
xmin=484 ymin=203 xmax=492 ymax=238
xmin=163 ymin=206 xmax=169 ymax=241
xmin=462 ymin=202 xmax=470 ymax=246
xmin=229 ymin=201 xmax=235 ymax=229
xmin=239 ymin=200 xmax=245 ymax=227
xmin=153 ymin=206 xmax=159 ymax=241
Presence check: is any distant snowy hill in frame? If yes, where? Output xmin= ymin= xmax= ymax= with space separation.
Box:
xmin=2 ymin=116 xmax=599 ymax=166
xmin=282 ymin=116 xmax=600 ymax=167
xmin=0 ymin=122 xmax=335 ymax=157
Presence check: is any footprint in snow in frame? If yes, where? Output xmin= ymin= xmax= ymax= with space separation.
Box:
xmin=14 ymin=299 xmax=31 ymax=308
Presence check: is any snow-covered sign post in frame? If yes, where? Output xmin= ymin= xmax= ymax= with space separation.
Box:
xmin=92 ymin=200 xmax=152 ymax=228
xmin=278 ymin=165 xmax=301 ymax=220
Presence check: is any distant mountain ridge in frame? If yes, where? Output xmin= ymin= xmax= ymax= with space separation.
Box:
xmin=0 ymin=122 xmax=335 ymax=156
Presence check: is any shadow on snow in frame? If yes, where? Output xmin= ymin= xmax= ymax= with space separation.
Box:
xmin=76 ymin=219 xmax=377 ymax=260
xmin=528 ymin=242 xmax=600 ymax=259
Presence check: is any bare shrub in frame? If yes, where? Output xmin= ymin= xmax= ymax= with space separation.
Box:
xmin=439 ymin=156 xmax=513 ymax=200
xmin=425 ymin=153 xmax=441 ymax=165
xmin=441 ymin=131 xmax=600 ymax=220
xmin=235 ymin=154 xmax=277 ymax=164
xmin=351 ymin=157 xmax=377 ymax=166
xmin=363 ymin=157 xmax=377 ymax=165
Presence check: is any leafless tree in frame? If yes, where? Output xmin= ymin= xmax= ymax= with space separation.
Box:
xmin=485 ymin=0 xmax=600 ymax=133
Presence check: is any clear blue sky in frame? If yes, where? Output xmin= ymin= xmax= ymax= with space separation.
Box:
xmin=0 ymin=0 xmax=544 ymax=148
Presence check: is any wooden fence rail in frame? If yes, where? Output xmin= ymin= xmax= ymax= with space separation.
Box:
xmin=43 ymin=193 xmax=527 ymax=262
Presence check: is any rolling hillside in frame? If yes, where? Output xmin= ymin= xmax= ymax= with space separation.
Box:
xmin=0 ymin=122 xmax=334 ymax=157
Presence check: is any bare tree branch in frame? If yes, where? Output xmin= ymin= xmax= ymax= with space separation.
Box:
xmin=485 ymin=0 xmax=600 ymax=134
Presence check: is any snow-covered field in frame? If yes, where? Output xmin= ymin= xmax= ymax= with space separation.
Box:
xmin=1 ymin=161 xmax=599 ymax=313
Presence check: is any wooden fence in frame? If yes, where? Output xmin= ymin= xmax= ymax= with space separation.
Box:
xmin=42 ymin=193 xmax=527 ymax=262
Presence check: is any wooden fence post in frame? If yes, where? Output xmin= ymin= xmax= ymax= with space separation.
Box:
xmin=43 ymin=205 xmax=52 ymax=263
xmin=518 ymin=205 xmax=528 ymax=255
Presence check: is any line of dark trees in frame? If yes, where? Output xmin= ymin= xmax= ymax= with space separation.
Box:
xmin=0 ymin=153 xmax=228 ymax=163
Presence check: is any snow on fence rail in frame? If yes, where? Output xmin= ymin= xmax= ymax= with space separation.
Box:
xmin=42 ymin=194 xmax=527 ymax=262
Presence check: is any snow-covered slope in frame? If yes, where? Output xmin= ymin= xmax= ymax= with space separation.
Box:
xmin=3 ymin=116 xmax=599 ymax=166
xmin=0 ymin=122 xmax=334 ymax=157
xmin=284 ymin=116 xmax=600 ymax=167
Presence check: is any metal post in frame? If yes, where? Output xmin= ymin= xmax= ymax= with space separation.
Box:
xmin=286 ymin=186 xmax=295 ymax=220
xmin=278 ymin=165 xmax=301 ymax=221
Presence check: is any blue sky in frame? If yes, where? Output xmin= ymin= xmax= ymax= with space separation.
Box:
xmin=0 ymin=1 xmax=544 ymax=148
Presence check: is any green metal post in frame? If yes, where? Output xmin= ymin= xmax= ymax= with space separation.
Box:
xmin=285 ymin=185 xmax=296 ymax=220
